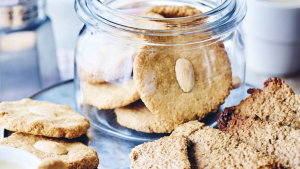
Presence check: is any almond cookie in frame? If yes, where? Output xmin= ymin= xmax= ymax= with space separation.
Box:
xmin=133 ymin=42 xmax=232 ymax=124
xmin=0 ymin=99 xmax=90 ymax=139
xmin=115 ymin=100 xmax=176 ymax=133
xmin=84 ymin=78 xmax=140 ymax=110
xmin=0 ymin=133 xmax=99 ymax=169
xmin=38 ymin=158 xmax=67 ymax=169
xmin=141 ymin=12 xmax=165 ymax=18
xmin=146 ymin=5 xmax=202 ymax=18
xmin=129 ymin=136 xmax=191 ymax=169
xmin=77 ymin=44 xmax=134 ymax=83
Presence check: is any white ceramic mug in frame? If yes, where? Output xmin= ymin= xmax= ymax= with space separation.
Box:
xmin=0 ymin=146 xmax=41 ymax=169
xmin=243 ymin=0 xmax=300 ymax=75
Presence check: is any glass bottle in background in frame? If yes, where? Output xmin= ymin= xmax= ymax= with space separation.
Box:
xmin=0 ymin=0 xmax=60 ymax=101
xmin=46 ymin=0 xmax=83 ymax=80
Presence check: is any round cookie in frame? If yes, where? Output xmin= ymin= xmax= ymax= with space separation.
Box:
xmin=0 ymin=133 xmax=99 ymax=169
xmin=78 ymin=66 xmax=106 ymax=84
xmin=83 ymin=78 xmax=140 ymax=110
xmin=77 ymin=44 xmax=134 ymax=83
xmin=146 ymin=5 xmax=202 ymax=18
xmin=38 ymin=158 xmax=67 ymax=169
xmin=142 ymin=12 xmax=165 ymax=18
xmin=115 ymin=100 xmax=177 ymax=133
xmin=0 ymin=99 xmax=90 ymax=139
xmin=133 ymin=42 xmax=232 ymax=124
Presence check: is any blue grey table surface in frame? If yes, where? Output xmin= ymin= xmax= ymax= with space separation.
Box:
xmin=0 ymin=80 xmax=253 ymax=169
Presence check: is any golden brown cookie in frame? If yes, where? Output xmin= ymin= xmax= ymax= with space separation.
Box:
xmin=78 ymin=66 xmax=106 ymax=84
xmin=77 ymin=44 xmax=134 ymax=83
xmin=84 ymin=78 xmax=140 ymax=110
xmin=0 ymin=133 xmax=99 ymax=169
xmin=0 ymin=99 xmax=90 ymax=139
xmin=133 ymin=42 xmax=232 ymax=124
xmin=223 ymin=77 xmax=300 ymax=129
xmin=38 ymin=158 xmax=67 ymax=169
xmin=218 ymin=111 xmax=300 ymax=169
xmin=134 ymin=10 xmax=167 ymax=38
xmin=141 ymin=12 xmax=165 ymax=18
xmin=129 ymin=136 xmax=190 ymax=169
xmin=146 ymin=5 xmax=202 ymax=18
xmin=115 ymin=100 xmax=176 ymax=133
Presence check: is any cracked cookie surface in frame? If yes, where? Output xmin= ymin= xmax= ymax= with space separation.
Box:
xmin=130 ymin=136 xmax=190 ymax=169
xmin=0 ymin=99 xmax=90 ymax=139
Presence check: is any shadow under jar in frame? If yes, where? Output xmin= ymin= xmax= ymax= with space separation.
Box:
xmin=74 ymin=0 xmax=246 ymax=141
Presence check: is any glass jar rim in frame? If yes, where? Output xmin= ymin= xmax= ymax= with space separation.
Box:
xmin=75 ymin=0 xmax=246 ymax=45
xmin=76 ymin=0 xmax=246 ymax=33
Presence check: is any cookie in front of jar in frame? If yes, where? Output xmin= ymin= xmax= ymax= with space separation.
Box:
xmin=133 ymin=42 xmax=232 ymax=124
xmin=38 ymin=158 xmax=67 ymax=169
xmin=0 ymin=99 xmax=90 ymax=139
xmin=83 ymin=78 xmax=140 ymax=110
xmin=129 ymin=136 xmax=191 ymax=169
xmin=115 ymin=100 xmax=177 ymax=133
xmin=0 ymin=133 xmax=99 ymax=169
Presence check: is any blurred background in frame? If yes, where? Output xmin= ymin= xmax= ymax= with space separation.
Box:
xmin=0 ymin=0 xmax=81 ymax=101
xmin=46 ymin=0 xmax=81 ymax=80
xmin=1 ymin=0 xmax=300 ymax=102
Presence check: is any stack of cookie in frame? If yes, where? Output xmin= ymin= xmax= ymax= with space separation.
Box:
xmin=130 ymin=77 xmax=300 ymax=168
xmin=0 ymin=99 xmax=99 ymax=169
xmin=80 ymin=5 xmax=233 ymax=133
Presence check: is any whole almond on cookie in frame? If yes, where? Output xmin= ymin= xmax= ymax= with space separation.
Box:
xmin=133 ymin=42 xmax=232 ymax=123
xmin=175 ymin=58 xmax=195 ymax=92
xmin=133 ymin=6 xmax=232 ymax=124
xmin=34 ymin=141 xmax=68 ymax=155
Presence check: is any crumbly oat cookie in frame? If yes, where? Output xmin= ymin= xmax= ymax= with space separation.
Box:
xmin=227 ymin=77 xmax=300 ymax=129
xmin=115 ymin=100 xmax=176 ymax=133
xmin=171 ymin=120 xmax=205 ymax=138
xmin=0 ymin=133 xmax=99 ymax=169
xmin=133 ymin=42 xmax=232 ymax=124
xmin=218 ymin=110 xmax=300 ymax=168
xmin=129 ymin=136 xmax=190 ymax=169
xmin=84 ymin=78 xmax=140 ymax=110
xmin=172 ymin=121 xmax=281 ymax=169
xmin=0 ymin=99 xmax=90 ymax=139
xmin=146 ymin=5 xmax=202 ymax=18
xmin=77 ymin=44 xmax=134 ymax=83
xmin=38 ymin=158 xmax=67 ymax=169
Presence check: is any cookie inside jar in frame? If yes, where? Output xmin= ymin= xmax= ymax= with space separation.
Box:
xmin=75 ymin=0 xmax=246 ymax=141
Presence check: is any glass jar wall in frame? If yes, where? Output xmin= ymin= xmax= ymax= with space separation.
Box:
xmin=75 ymin=0 xmax=246 ymax=141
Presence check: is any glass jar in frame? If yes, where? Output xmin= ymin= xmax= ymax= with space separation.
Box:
xmin=0 ymin=0 xmax=60 ymax=101
xmin=75 ymin=0 xmax=246 ymax=141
